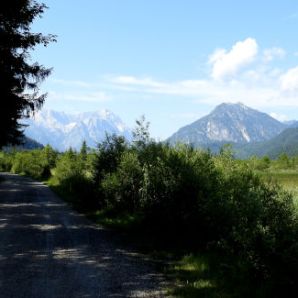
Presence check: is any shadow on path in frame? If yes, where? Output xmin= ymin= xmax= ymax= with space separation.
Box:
xmin=0 ymin=173 xmax=168 ymax=298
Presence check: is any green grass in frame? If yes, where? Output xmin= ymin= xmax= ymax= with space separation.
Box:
xmin=260 ymin=169 xmax=298 ymax=209
xmin=87 ymin=209 xmax=143 ymax=231
xmin=166 ymin=252 xmax=269 ymax=298
xmin=167 ymin=254 xmax=218 ymax=297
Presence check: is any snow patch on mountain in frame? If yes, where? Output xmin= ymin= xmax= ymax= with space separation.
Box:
xmin=23 ymin=109 xmax=132 ymax=151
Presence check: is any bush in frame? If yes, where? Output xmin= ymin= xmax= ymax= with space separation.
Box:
xmin=53 ymin=148 xmax=96 ymax=210
xmin=139 ymin=145 xmax=219 ymax=241
xmin=0 ymin=151 xmax=13 ymax=172
xmin=211 ymin=156 xmax=298 ymax=296
xmin=101 ymin=150 xmax=142 ymax=211
xmin=93 ymin=134 xmax=127 ymax=184
xmin=11 ymin=151 xmax=44 ymax=179
xmin=9 ymin=146 xmax=57 ymax=179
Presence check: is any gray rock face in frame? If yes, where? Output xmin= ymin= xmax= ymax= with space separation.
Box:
xmin=167 ymin=103 xmax=286 ymax=146
xmin=23 ymin=109 xmax=132 ymax=151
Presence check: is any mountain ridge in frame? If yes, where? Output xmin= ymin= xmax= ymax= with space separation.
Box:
xmin=235 ymin=127 xmax=298 ymax=159
xmin=23 ymin=109 xmax=132 ymax=151
xmin=167 ymin=102 xmax=287 ymax=146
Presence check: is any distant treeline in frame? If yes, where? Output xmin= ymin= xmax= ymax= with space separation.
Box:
xmin=1 ymin=123 xmax=298 ymax=297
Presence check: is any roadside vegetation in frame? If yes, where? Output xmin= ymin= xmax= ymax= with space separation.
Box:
xmin=1 ymin=122 xmax=298 ymax=297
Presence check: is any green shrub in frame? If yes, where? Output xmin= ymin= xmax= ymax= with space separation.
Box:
xmin=101 ymin=150 xmax=143 ymax=211
xmin=93 ymin=134 xmax=127 ymax=184
xmin=53 ymin=148 xmax=96 ymax=210
xmin=210 ymin=157 xmax=298 ymax=296
xmin=9 ymin=146 xmax=57 ymax=179
xmin=139 ymin=145 xmax=219 ymax=241
xmin=0 ymin=151 xmax=13 ymax=171
xmin=11 ymin=151 xmax=44 ymax=178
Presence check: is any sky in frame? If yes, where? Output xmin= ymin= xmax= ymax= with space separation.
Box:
xmin=31 ymin=0 xmax=298 ymax=139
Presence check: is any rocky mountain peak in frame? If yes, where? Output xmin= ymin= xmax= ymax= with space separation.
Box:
xmin=23 ymin=109 xmax=132 ymax=151
xmin=167 ymin=102 xmax=286 ymax=146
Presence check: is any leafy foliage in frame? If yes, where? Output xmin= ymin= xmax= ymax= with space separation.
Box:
xmin=0 ymin=144 xmax=57 ymax=178
xmin=52 ymin=146 xmax=96 ymax=210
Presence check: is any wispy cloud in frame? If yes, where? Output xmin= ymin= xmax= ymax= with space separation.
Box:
xmin=263 ymin=47 xmax=286 ymax=62
xmin=48 ymin=90 xmax=110 ymax=102
xmin=170 ymin=112 xmax=206 ymax=121
xmin=51 ymin=79 xmax=95 ymax=88
xmin=280 ymin=66 xmax=298 ymax=91
xmin=270 ymin=112 xmax=289 ymax=122
xmin=109 ymin=76 xmax=165 ymax=88
xmin=107 ymin=74 xmax=282 ymax=106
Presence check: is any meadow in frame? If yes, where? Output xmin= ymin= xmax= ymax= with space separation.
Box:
xmin=261 ymin=170 xmax=298 ymax=208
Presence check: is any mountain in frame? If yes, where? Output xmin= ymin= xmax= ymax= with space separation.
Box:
xmin=21 ymin=137 xmax=44 ymax=150
xmin=3 ymin=136 xmax=43 ymax=151
xmin=23 ymin=109 xmax=132 ymax=151
xmin=235 ymin=127 xmax=298 ymax=159
xmin=284 ymin=120 xmax=298 ymax=128
xmin=167 ymin=103 xmax=286 ymax=147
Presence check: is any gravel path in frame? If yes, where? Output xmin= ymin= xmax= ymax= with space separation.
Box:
xmin=0 ymin=173 xmax=168 ymax=298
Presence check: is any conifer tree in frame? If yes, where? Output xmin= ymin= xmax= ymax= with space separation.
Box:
xmin=0 ymin=0 xmax=56 ymax=147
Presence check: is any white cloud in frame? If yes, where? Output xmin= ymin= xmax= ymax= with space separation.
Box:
xmin=110 ymin=76 xmax=155 ymax=86
xmin=170 ymin=112 xmax=206 ymax=121
xmin=263 ymin=47 xmax=286 ymax=62
xmin=270 ymin=112 xmax=289 ymax=122
xmin=280 ymin=66 xmax=298 ymax=91
xmin=209 ymin=38 xmax=258 ymax=80
xmin=107 ymin=70 xmax=298 ymax=109
xmin=108 ymin=75 xmax=276 ymax=106
xmin=108 ymin=75 xmax=214 ymax=96
xmin=46 ymin=78 xmax=112 ymax=103
xmin=51 ymin=79 xmax=94 ymax=88
xmin=48 ymin=90 xmax=110 ymax=102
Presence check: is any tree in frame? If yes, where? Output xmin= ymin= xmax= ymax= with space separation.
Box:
xmin=79 ymin=140 xmax=88 ymax=162
xmin=132 ymin=115 xmax=151 ymax=149
xmin=94 ymin=134 xmax=127 ymax=184
xmin=0 ymin=0 xmax=56 ymax=147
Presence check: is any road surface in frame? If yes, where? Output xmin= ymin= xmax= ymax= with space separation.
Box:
xmin=0 ymin=173 xmax=168 ymax=297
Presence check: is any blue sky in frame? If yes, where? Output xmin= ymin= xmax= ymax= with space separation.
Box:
xmin=31 ymin=0 xmax=298 ymax=139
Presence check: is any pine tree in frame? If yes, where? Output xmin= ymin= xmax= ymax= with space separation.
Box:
xmin=0 ymin=0 xmax=56 ymax=147
xmin=80 ymin=140 xmax=88 ymax=162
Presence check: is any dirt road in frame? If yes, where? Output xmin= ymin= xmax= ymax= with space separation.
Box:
xmin=0 ymin=173 xmax=167 ymax=297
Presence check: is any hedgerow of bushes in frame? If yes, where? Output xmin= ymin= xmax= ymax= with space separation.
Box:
xmin=1 ymin=129 xmax=298 ymax=296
